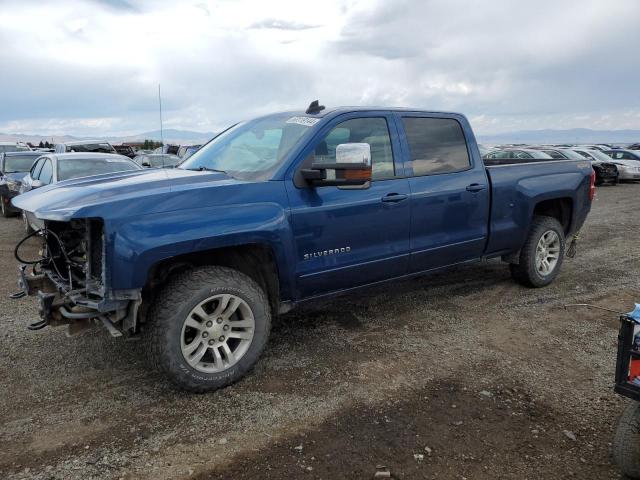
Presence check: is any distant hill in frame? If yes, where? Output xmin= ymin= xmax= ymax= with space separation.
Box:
xmin=0 ymin=129 xmax=215 ymax=145
xmin=118 ymin=129 xmax=216 ymax=143
xmin=2 ymin=127 xmax=639 ymax=147
xmin=477 ymin=128 xmax=640 ymax=145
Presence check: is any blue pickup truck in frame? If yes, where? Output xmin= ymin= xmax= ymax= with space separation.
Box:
xmin=12 ymin=104 xmax=595 ymax=392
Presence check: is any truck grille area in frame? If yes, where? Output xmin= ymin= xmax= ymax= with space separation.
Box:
xmin=43 ymin=219 xmax=104 ymax=296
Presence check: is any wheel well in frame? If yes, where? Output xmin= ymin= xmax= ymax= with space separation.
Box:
xmin=142 ymin=244 xmax=280 ymax=316
xmin=533 ymin=198 xmax=573 ymax=234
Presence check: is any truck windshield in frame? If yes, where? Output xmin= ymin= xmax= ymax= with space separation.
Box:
xmin=179 ymin=114 xmax=313 ymax=181
xmin=4 ymin=155 xmax=40 ymax=172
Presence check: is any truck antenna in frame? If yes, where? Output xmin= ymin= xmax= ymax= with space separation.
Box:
xmin=158 ymin=84 xmax=164 ymax=150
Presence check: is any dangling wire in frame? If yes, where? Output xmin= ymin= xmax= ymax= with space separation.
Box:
xmin=14 ymin=229 xmax=47 ymax=265
xmin=14 ymin=228 xmax=83 ymax=282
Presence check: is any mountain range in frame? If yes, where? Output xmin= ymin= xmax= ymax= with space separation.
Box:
xmin=0 ymin=129 xmax=216 ymax=145
xmin=1 ymin=127 xmax=639 ymax=146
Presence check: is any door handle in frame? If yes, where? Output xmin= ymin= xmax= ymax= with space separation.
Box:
xmin=466 ymin=183 xmax=486 ymax=192
xmin=381 ymin=193 xmax=408 ymax=203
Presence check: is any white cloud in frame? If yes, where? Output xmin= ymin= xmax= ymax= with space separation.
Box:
xmin=0 ymin=0 xmax=639 ymax=136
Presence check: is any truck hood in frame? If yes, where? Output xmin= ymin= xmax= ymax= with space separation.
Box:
xmin=12 ymin=168 xmax=243 ymax=221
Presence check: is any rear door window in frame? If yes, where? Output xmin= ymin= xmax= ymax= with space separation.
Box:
xmin=401 ymin=117 xmax=470 ymax=176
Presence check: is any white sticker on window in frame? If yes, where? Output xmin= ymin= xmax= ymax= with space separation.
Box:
xmin=286 ymin=116 xmax=320 ymax=127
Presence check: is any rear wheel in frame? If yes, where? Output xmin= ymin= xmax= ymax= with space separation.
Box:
xmin=510 ymin=215 xmax=565 ymax=287
xmin=613 ymin=402 xmax=640 ymax=479
xmin=145 ymin=266 xmax=271 ymax=392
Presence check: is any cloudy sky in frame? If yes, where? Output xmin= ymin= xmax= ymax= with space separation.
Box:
xmin=1 ymin=0 xmax=639 ymax=137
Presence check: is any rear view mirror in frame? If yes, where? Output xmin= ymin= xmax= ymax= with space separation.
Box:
xmin=31 ymin=179 xmax=43 ymax=189
xmin=301 ymin=143 xmax=372 ymax=187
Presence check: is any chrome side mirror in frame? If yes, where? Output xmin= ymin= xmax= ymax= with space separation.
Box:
xmin=301 ymin=143 xmax=372 ymax=187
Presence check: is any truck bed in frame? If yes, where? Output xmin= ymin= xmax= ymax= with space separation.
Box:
xmin=483 ymin=158 xmax=593 ymax=256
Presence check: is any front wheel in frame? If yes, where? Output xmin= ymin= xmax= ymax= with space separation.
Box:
xmin=510 ymin=215 xmax=566 ymax=288
xmin=145 ymin=266 xmax=271 ymax=392
xmin=613 ymin=402 xmax=640 ymax=479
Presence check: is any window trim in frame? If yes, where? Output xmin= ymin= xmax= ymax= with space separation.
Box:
xmin=293 ymin=113 xmax=403 ymax=188
xmin=398 ymin=115 xmax=473 ymax=178
xmin=38 ymin=158 xmax=54 ymax=185
xmin=30 ymin=157 xmax=46 ymax=179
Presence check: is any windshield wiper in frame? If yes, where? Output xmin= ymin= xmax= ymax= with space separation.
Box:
xmin=186 ymin=166 xmax=228 ymax=174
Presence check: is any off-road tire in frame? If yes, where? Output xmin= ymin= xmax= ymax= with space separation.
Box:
xmin=145 ymin=266 xmax=271 ymax=393
xmin=613 ymin=402 xmax=640 ymax=479
xmin=510 ymin=215 xmax=565 ymax=288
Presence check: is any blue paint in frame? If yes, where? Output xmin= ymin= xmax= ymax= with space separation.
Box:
xmin=13 ymin=107 xmax=594 ymax=307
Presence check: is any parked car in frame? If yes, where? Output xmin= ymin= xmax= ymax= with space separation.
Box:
xmin=477 ymin=144 xmax=491 ymax=157
xmin=627 ymin=143 xmax=640 ymax=150
xmin=576 ymin=144 xmax=610 ymax=152
xmin=153 ymin=144 xmax=179 ymax=155
xmin=0 ymin=142 xmax=31 ymax=153
xmin=571 ymin=148 xmax=619 ymax=185
xmin=54 ymin=140 xmax=117 ymax=154
xmin=177 ymin=144 xmax=202 ymax=160
xmin=134 ymin=153 xmax=181 ymax=168
xmin=113 ymin=144 xmax=137 ymax=158
xmin=604 ymin=150 xmax=640 ymax=181
xmin=530 ymin=148 xmax=584 ymax=161
xmin=13 ymin=106 xmax=595 ymax=392
xmin=0 ymin=151 xmax=43 ymax=217
xmin=18 ymin=153 xmax=142 ymax=231
xmin=483 ymin=148 xmax=553 ymax=161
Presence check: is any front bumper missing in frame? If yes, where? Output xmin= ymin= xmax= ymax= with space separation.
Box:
xmin=13 ymin=264 xmax=134 ymax=336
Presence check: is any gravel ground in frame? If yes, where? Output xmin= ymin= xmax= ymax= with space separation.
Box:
xmin=1 ymin=183 xmax=639 ymax=479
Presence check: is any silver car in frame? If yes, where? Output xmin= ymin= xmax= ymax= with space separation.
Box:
xmin=484 ymin=148 xmax=553 ymax=160
xmin=18 ymin=153 xmax=142 ymax=232
xmin=604 ymin=150 xmax=640 ymax=181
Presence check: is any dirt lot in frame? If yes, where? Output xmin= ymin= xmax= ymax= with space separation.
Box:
xmin=1 ymin=183 xmax=639 ymax=479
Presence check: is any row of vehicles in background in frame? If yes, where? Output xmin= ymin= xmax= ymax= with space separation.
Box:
xmin=0 ymin=139 xmax=202 ymax=222
xmin=480 ymin=143 xmax=640 ymax=184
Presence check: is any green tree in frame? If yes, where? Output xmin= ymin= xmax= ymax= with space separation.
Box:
xmin=38 ymin=141 xmax=44 ymax=148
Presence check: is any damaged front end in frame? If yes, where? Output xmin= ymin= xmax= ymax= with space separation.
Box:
xmin=14 ymin=218 xmax=140 ymax=337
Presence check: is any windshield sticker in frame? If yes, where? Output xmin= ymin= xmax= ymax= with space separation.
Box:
xmin=286 ymin=116 xmax=320 ymax=127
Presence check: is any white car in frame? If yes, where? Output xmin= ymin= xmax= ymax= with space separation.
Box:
xmin=605 ymin=150 xmax=640 ymax=181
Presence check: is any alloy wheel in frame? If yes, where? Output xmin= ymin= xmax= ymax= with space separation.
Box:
xmin=535 ymin=230 xmax=560 ymax=276
xmin=180 ymin=294 xmax=255 ymax=373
